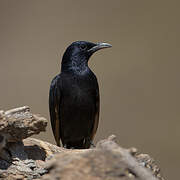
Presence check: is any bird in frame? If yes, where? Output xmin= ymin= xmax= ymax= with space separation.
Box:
xmin=49 ymin=41 xmax=112 ymax=149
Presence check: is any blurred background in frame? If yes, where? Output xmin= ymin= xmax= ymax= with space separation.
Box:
xmin=0 ymin=0 xmax=179 ymax=179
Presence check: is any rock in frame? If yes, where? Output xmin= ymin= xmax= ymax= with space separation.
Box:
xmin=0 ymin=138 xmax=63 ymax=180
xmin=135 ymin=154 xmax=164 ymax=180
xmin=23 ymin=138 xmax=65 ymax=159
xmin=0 ymin=106 xmax=47 ymax=143
xmin=42 ymin=135 xmax=162 ymax=180
xmin=0 ymin=136 xmax=164 ymax=180
xmin=0 ymin=106 xmax=49 ymax=179
xmin=0 ymin=106 xmax=164 ymax=180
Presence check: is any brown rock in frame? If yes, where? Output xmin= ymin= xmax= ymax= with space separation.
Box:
xmin=0 ymin=106 xmax=164 ymax=180
xmin=0 ymin=106 xmax=47 ymax=143
xmin=41 ymin=136 xmax=161 ymax=180
xmin=0 ymin=136 xmax=164 ymax=180
xmin=0 ymin=138 xmax=63 ymax=180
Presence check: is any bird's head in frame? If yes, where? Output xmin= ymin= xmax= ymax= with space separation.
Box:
xmin=61 ymin=41 xmax=112 ymax=72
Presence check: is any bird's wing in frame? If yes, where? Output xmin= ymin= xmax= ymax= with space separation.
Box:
xmin=90 ymin=84 xmax=100 ymax=141
xmin=49 ymin=75 xmax=62 ymax=146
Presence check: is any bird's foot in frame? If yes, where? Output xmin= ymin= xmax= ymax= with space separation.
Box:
xmin=89 ymin=140 xmax=96 ymax=148
xmin=63 ymin=144 xmax=75 ymax=149
xmin=63 ymin=144 xmax=67 ymax=149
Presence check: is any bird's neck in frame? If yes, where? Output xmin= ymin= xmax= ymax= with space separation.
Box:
xmin=61 ymin=57 xmax=89 ymax=75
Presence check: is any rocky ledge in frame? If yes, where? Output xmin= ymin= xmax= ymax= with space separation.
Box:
xmin=0 ymin=106 xmax=164 ymax=180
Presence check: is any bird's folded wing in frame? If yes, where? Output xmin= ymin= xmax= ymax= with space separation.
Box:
xmin=49 ymin=75 xmax=61 ymax=146
xmin=90 ymin=85 xmax=100 ymax=141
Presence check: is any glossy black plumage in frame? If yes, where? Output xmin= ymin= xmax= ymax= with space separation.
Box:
xmin=49 ymin=41 xmax=111 ymax=149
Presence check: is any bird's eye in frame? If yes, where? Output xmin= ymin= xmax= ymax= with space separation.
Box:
xmin=80 ymin=44 xmax=87 ymax=50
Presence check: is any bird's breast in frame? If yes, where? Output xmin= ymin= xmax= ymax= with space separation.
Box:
xmin=66 ymin=86 xmax=94 ymax=105
xmin=62 ymin=75 xmax=96 ymax=106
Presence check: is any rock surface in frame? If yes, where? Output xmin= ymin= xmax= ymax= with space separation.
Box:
xmin=0 ymin=106 xmax=47 ymax=143
xmin=0 ymin=107 xmax=164 ymax=180
xmin=42 ymin=135 xmax=164 ymax=180
xmin=0 ymin=138 xmax=62 ymax=179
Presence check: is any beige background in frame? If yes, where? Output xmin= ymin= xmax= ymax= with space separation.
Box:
xmin=0 ymin=0 xmax=180 ymax=179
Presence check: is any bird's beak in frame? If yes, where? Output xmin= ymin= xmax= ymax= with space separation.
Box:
xmin=88 ymin=42 xmax=112 ymax=53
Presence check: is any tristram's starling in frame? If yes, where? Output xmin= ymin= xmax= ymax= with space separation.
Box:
xmin=49 ymin=41 xmax=112 ymax=148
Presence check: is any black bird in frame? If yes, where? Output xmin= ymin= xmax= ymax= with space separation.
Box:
xmin=49 ymin=41 xmax=112 ymax=149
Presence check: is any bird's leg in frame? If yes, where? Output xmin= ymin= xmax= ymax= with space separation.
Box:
xmin=86 ymin=138 xmax=96 ymax=148
xmin=63 ymin=144 xmax=67 ymax=149
xmin=90 ymin=141 xmax=96 ymax=148
xmin=63 ymin=144 xmax=75 ymax=149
